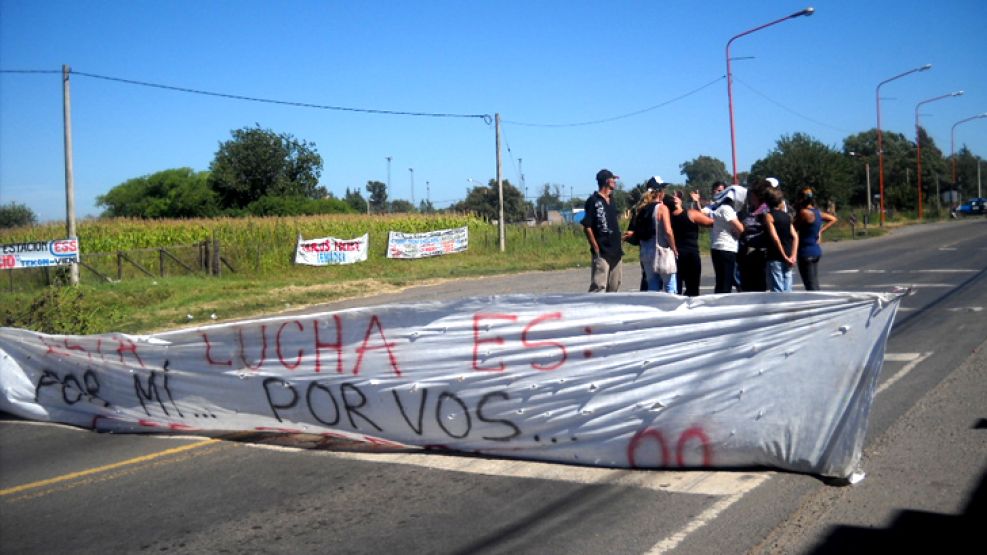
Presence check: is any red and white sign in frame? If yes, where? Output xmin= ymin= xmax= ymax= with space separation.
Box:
xmin=295 ymin=234 xmax=368 ymax=266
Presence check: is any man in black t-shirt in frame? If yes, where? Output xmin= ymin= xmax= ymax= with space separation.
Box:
xmin=581 ymin=169 xmax=623 ymax=292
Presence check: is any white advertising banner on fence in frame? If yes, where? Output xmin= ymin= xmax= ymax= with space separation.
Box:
xmin=387 ymin=227 xmax=468 ymax=259
xmin=295 ymin=234 xmax=368 ymax=266
xmin=1 ymin=239 xmax=80 ymax=270
xmin=0 ymin=292 xmax=900 ymax=478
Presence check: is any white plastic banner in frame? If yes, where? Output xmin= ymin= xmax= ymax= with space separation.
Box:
xmin=0 ymin=292 xmax=900 ymax=478
xmin=295 ymin=234 xmax=368 ymax=266
xmin=1 ymin=239 xmax=80 ymax=269
xmin=387 ymin=227 xmax=468 ymax=259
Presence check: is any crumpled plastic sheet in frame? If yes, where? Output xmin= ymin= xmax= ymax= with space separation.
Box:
xmin=0 ymin=291 xmax=900 ymax=478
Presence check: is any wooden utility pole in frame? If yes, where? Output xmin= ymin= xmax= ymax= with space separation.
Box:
xmin=495 ymin=113 xmax=505 ymax=252
xmin=62 ymin=64 xmax=79 ymax=285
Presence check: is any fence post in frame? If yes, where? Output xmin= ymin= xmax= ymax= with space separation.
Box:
xmin=212 ymin=234 xmax=221 ymax=277
xmin=201 ymin=240 xmax=210 ymax=274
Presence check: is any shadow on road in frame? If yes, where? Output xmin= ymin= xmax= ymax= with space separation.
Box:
xmin=811 ymin=466 xmax=985 ymax=553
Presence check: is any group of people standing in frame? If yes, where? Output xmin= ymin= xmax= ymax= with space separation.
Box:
xmin=580 ymin=169 xmax=837 ymax=295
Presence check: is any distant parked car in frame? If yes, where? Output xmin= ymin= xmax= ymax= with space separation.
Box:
xmin=955 ymin=198 xmax=986 ymax=216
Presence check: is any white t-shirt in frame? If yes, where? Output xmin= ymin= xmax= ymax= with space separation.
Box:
xmin=711 ymin=204 xmax=740 ymax=252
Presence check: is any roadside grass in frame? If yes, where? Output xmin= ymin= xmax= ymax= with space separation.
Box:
xmin=1 ymin=223 xmax=593 ymax=334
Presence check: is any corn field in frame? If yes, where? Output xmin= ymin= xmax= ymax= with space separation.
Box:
xmin=1 ymin=214 xmax=590 ymax=291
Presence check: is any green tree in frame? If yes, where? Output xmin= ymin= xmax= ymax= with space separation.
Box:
xmin=245 ymin=195 xmax=352 ymax=216
xmin=749 ymin=133 xmax=853 ymax=208
xmin=451 ymin=179 xmax=529 ymax=222
xmin=97 ymin=167 xmax=219 ymax=218
xmin=611 ymin=183 xmax=632 ymax=214
xmin=0 ymin=201 xmax=38 ymax=228
xmin=389 ymin=199 xmax=417 ymax=213
xmin=951 ymin=146 xmax=985 ymax=198
xmin=344 ymin=188 xmax=368 ymax=213
xmin=418 ymin=199 xmax=435 ymax=214
xmin=535 ymin=184 xmax=563 ymax=221
xmin=366 ymin=180 xmax=388 ymax=213
xmin=913 ymin=126 xmax=948 ymax=211
xmin=680 ymin=155 xmax=730 ymax=192
xmin=209 ymin=125 xmax=325 ymax=209
xmin=843 ymin=129 xmax=920 ymax=209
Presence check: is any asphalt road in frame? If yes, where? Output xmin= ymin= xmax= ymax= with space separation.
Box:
xmin=2 ymin=218 xmax=985 ymax=554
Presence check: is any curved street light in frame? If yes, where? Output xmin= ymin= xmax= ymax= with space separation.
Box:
xmin=915 ymin=91 xmax=963 ymax=218
xmin=725 ymin=6 xmax=814 ymax=184
xmin=951 ymin=112 xmax=987 ymax=193
xmin=876 ymin=64 xmax=932 ymax=225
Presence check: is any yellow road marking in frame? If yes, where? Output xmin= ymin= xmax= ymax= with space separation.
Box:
xmin=0 ymin=439 xmax=218 ymax=497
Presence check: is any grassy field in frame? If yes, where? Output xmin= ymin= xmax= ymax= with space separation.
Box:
xmin=1 ymin=210 xmax=891 ymax=335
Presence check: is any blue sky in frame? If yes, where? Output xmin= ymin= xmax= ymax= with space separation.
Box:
xmin=2 ymin=0 xmax=985 ymax=222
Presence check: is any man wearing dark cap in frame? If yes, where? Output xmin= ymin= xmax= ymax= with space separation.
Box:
xmin=581 ymin=169 xmax=623 ymax=292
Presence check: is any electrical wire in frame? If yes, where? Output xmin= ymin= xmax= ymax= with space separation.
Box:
xmin=502 ymin=75 xmax=725 ymax=128
xmin=1 ymin=68 xmax=493 ymax=122
xmin=733 ymin=76 xmax=852 ymax=134
xmin=0 ymin=69 xmax=61 ymax=74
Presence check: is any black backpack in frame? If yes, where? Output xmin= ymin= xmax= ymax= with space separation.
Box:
xmin=628 ymin=203 xmax=656 ymax=245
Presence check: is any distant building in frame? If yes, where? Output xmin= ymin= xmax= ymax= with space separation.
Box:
xmin=560 ymin=208 xmax=584 ymax=224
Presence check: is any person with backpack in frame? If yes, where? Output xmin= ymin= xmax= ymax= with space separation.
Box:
xmin=736 ymin=181 xmax=770 ymax=292
xmin=625 ymin=176 xmax=678 ymax=293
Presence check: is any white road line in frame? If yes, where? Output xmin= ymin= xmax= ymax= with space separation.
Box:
xmin=884 ymin=353 xmax=921 ymax=362
xmin=646 ymin=474 xmax=772 ymax=554
xmin=641 ymin=350 xmax=931 ymax=553
xmin=8 ymin=349 xmax=929 ymax=554
xmin=871 ymin=283 xmax=955 ymax=288
xmin=876 ymin=352 xmax=934 ymax=395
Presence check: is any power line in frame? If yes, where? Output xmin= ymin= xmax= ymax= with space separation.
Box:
xmin=503 ymin=75 xmax=725 ymax=128
xmin=0 ymin=69 xmax=61 ymax=74
xmin=1 ymin=68 xmax=493 ymax=122
xmin=733 ymin=76 xmax=852 ymax=134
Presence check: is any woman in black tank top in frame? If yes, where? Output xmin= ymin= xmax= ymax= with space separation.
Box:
xmin=665 ymin=192 xmax=713 ymax=296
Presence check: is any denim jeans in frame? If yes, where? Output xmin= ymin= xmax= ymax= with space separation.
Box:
xmin=766 ymin=260 xmax=792 ymax=292
xmin=640 ymin=241 xmax=677 ymax=293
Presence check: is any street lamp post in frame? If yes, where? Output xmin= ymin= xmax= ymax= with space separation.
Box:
xmin=951 ymin=113 xmax=987 ymax=195
xmin=725 ymin=6 xmax=814 ymax=185
xmin=915 ymin=91 xmax=963 ymax=219
xmin=408 ymin=168 xmax=415 ymax=206
xmin=876 ymin=64 xmax=932 ymax=226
